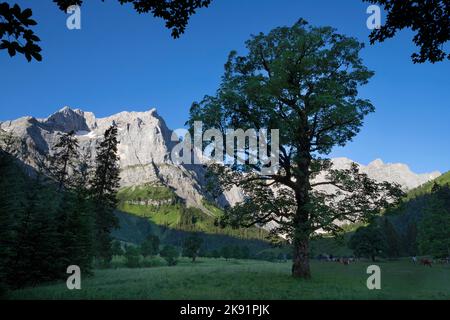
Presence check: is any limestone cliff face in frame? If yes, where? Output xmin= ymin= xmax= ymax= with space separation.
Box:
xmin=0 ymin=107 xmax=440 ymax=213
xmin=324 ymin=158 xmax=441 ymax=191
xmin=0 ymin=107 xmax=240 ymax=212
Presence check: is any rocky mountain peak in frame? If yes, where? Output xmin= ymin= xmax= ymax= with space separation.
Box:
xmin=44 ymin=106 xmax=90 ymax=133
xmin=368 ymin=158 xmax=384 ymax=167
xmin=0 ymin=107 xmax=443 ymax=212
xmin=329 ymin=157 xmax=441 ymax=191
xmin=0 ymin=107 xmax=230 ymax=212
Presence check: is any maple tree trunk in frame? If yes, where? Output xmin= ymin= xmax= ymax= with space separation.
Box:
xmin=292 ymin=181 xmax=312 ymax=279
xmin=292 ymin=148 xmax=312 ymax=279
xmin=292 ymin=236 xmax=311 ymax=279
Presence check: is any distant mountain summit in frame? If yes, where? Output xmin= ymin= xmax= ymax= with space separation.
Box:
xmin=0 ymin=107 xmax=441 ymax=211
xmin=331 ymin=157 xmax=441 ymax=191
xmin=0 ymin=106 xmax=243 ymax=213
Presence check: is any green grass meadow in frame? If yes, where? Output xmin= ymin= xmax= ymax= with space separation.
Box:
xmin=7 ymin=258 xmax=450 ymax=300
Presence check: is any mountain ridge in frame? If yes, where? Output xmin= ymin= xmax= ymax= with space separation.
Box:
xmin=0 ymin=107 xmax=442 ymax=212
xmin=330 ymin=157 xmax=441 ymax=191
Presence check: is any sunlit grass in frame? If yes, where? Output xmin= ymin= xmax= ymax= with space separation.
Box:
xmin=8 ymin=258 xmax=450 ymax=300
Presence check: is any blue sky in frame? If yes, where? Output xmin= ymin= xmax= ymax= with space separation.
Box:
xmin=1 ymin=0 xmax=449 ymax=173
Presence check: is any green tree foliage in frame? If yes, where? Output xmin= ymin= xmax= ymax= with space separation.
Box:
xmin=49 ymin=131 xmax=79 ymax=191
xmin=48 ymin=131 xmax=95 ymax=275
xmin=0 ymin=126 xmax=121 ymax=289
xmin=111 ymin=240 xmax=124 ymax=256
xmin=0 ymin=2 xmax=41 ymax=61
xmin=210 ymin=249 xmax=221 ymax=258
xmin=404 ymin=221 xmax=418 ymax=256
xmin=124 ymin=245 xmax=141 ymax=268
xmin=9 ymin=176 xmax=61 ymax=287
xmin=220 ymin=246 xmax=233 ymax=261
xmin=381 ymin=217 xmax=400 ymax=258
xmin=49 ymin=131 xmax=95 ymax=275
xmin=1 ymin=135 xmax=64 ymax=288
xmin=364 ymin=0 xmax=450 ymax=63
xmin=418 ymin=184 xmax=450 ymax=258
xmin=255 ymin=250 xmax=277 ymax=262
xmin=349 ymin=225 xmax=387 ymax=262
xmin=160 ymin=245 xmax=179 ymax=266
xmin=141 ymin=234 xmax=160 ymax=257
xmin=188 ymin=19 xmax=404 ymax=278
xmin=182 ymin=234 xmax=203 ymax=262
xmin=0 ymin=149 xmax=25 ymax=290
xmin=1 ymin=0 xmax=211 ymax=62
xmin=179 ymin=207 xmax=203 ymax=230
xmin=236 ymin=246 xmax=250 ymax=259
xmin=91 ymin=124 xmax=120 ymax=266
xmin=53 ymin=0 xmax=211 ymax=38
xmin=70 ymin=157 xmax=95 ymax=272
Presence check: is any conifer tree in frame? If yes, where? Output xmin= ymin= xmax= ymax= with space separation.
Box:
xmin=48 ymin=130 xmax=95 ymax=274
xmin=91 ymin=124 xmax=120 ymax=265
xmin=418 ymin=184 xmax=450 ymax=258
xmin=49 ymin=130 xmax=79 ymax=191
xmin=60 ymin=157 xmax=95 ymax=275
xmin=0 ymin=149 xmax=25 ymax=292
xmin=8 ymin=175 xmax=61 ymax=288
xmin=382 ymin=217 xmax=400 ymax=258
xmin=1 ymin=131 xmax=95 ymax=288
xmin=404 ymin=221 xmax=418 ymax=256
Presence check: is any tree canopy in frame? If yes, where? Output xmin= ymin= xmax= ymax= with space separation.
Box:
xmin=418 ymin=184 xmax=450 ymax=258
xmin=364 ymin=0 xmax=450 ymax=63
xmin=188 ymin=19 xmax=404 ymax=278
xmin=182 ymin=233 xmax=203 ymax=262
xmin=0 ymin=0 xmax=212 ymax=61
xmin=349 ymin=224 xmax=387 ymax=262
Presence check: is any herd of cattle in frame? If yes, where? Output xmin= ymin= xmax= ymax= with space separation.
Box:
xmin=414 ymin=257 xmax=450 ymax=267
xmin=316 ymin=255 xmax=358 ymax=265
xmin=315 ymin=254 xmax=450 ymax=266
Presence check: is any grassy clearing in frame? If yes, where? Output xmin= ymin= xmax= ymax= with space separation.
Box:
xmin=117 ymin=202 xmax=183 ymax=226
xmin=7 ymin=258 xmax=450 ymax=300
xmin=117 ymin=184 xmax=177 ymax=202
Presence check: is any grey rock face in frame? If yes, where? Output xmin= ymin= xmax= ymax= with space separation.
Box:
xmin=0 ymin=107 xmax=440 ymax=215
xmin=326 ymin=157 xmax=441 ymax=191
xmin=0 ymin=107 xmax=219 ymax=212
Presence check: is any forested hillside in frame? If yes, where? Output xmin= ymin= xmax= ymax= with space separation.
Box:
xmin=350 ymin=172 xmax=450 ymax=260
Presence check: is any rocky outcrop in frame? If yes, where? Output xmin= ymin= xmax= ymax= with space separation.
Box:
xmin=0 ymin=107 xmax=441 ymax=214
xmin=0 ymin=107 xmax=240 ymax=213
xmin=325 ymin=157 xmax=441 ymax=191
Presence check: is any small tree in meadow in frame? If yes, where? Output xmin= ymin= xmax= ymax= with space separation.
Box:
xmin=182 ymin=234 xmax=203 ymax=262
xmin=160 ymin=245 xmax=179 ymax=266
xmin=349 ymin=225 xmax=387 ymax=262
xmin=141 ymin=234 xmax=160 ymax=257
xmin=124 ymin=246 xmax=141 ymax=268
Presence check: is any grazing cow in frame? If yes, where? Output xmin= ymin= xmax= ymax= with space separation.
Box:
xmin=420 ymin=258 xmax=433 ymax=267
